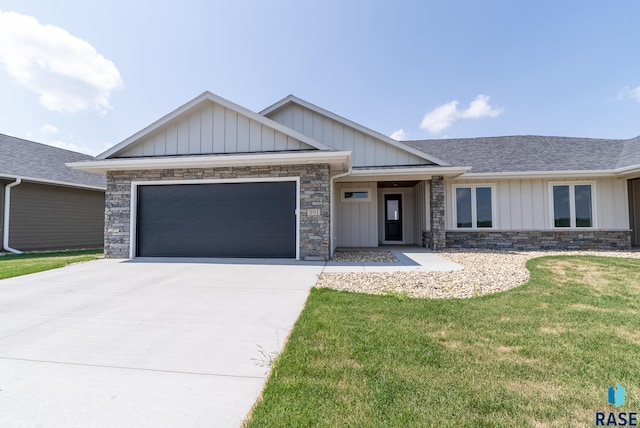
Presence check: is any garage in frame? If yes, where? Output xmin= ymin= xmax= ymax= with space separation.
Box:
xmin=135 ymin=180 xmax=298 ymax=258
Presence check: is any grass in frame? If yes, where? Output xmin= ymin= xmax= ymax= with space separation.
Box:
xmin=245 ymin=256 xmax=640 ymax=427
xmin=0 ymin=249 xmax=103 ymax=280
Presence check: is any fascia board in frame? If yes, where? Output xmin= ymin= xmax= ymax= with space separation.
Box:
xmin=69 ymin=151 xmax=352 ymax=173
xmin=0 ymin=173 xmax=105 ymax=191
xmin=459 ymin=170 xmax=619 ymax=179
xmin=97 ymin=92 xmax=333 ymax=160
xmin=345 ymin=166 xmax=470 ymax=181
xmin=261 ymin=95 xmax=452 ymax=167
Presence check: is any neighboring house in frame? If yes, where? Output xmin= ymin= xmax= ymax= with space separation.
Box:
xmin=1 ymin=134 xmax=106 ymax=253
xmin=69 ymin=92 xmax=640 ymax=260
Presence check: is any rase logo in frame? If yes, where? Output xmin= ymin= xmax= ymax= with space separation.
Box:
xmin=596 ymin=384 xmax=637 ymax=426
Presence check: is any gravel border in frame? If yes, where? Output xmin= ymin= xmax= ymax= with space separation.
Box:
xmin=330 ymin=250 xmax=398 ymax=263
xmin=316 ymin=249 xmax=640 ymax=299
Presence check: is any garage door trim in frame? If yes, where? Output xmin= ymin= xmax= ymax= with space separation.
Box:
xmin=129 ymin=177 xmax=300 ymax=259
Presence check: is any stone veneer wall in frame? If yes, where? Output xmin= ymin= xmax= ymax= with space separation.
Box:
xmin=445 ymin=230 xmax=631 ymax=250
xmin=429 ymin=176 xmax=446 ymax=250
xmin=104 ymin=164 xmax=330 ymax=259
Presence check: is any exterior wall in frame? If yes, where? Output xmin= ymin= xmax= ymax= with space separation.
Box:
xmin=429 ymin=176 xmax=446 ymax=250
xmin=378 ymin=187 xmax=415 ymax=245
xmin=267 ymin=104 xmax=429 ymax=167
xmin=0 ymin=180 xmax=5 ymax=242
xmin=8 ymin=182 xmax=104 ymax=251
xmin=105 ymin=164 xmax=330 ymax=259
xmin=413 ymin=180 xmax=428 ymax=245
xmin=628 ymin=178 xmax=640 ymax=246
xmin=445 ymin=177 xmax=629 ymax=230
xmin=117 ymin=101 xmax=313 ymax=157
xmin=446 ymin=230 xmax=631 ymax=250
xmin=335 ymin=182 xmax=378 ymax=247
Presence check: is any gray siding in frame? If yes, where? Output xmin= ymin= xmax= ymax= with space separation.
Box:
xmin=8 ymin=182 xmax=105 ymax=251
xmin=268 ymin=104 xmax=430 ymax=167
xmin=335 ymin=182 xmax=378 ymax=247
xmin=446 ymin=177 xmax=629 ymax=231
xmin=116 ymin=102 xmax=314 ymax=157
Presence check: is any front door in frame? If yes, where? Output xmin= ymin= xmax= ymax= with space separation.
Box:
xmin=384 ymin=194 xmax=403 ymax=241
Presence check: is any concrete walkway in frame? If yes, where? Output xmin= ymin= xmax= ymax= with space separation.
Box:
xmin=0 ymin=258 xmax=325 ymax=428
xmin=324 ymin=246 xmax=463 ymax=273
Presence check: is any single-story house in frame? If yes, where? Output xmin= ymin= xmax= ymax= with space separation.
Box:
xmin=1 ymin=134 xmax=106 ymax=253
xmin=69 ymin=92 xmax=640 ymax=260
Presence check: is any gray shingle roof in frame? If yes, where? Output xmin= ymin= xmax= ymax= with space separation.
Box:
xmin=404 ymin=135 xmax=640 ymax=173
xmin=0 ymin=134 xmax=106 ymax=189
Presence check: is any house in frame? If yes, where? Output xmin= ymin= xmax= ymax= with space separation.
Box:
xmin=69 ymin=92 xmax=640 ymax=260
xmin=1 ymin=134 xmax=106 ymax=253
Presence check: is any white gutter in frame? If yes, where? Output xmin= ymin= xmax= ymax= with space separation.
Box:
xmin=343 ymin=166 xmax=470 ymax=181
xmin=2 ymin=178 xmax=23 ymax=254
xmin=68 ymin=151 xmax=352 ymax=174
xmin=329 ymin=167 xmax=353 ymax=258
xmin=0 ymin=173 xmax=105 ymax=191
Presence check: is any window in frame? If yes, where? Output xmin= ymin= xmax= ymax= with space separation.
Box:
xmin=551 ymin=183 xmax=594 ymax=228
xmin=342 ymin=189 xmax=371 ymax=202
xmin=453 ymin=185 xmax=495 ymax=229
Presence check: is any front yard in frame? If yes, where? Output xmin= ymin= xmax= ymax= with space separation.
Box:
xmin=246 ymin=256 xmax=640 ymax=427
xmin=0 ymin=249 xmax=102 ymax=280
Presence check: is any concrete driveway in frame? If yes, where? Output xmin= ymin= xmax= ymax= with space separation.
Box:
xmin=0 ymin=258 xmax=324 ymax=427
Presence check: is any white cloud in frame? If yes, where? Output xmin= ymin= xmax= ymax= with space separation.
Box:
xmin=390 ymin=128 xmax=408 ymax=141
xmin=0 ymin=11 xmax=123 ymax=113
xmin=459 ymin=95 xmax=503 ymax=119
xmin=40 ymin=124 xmax=59 ymax=135
xmin=420 ymin=100 xmax=459 ymax=134
xmin=619 ymin=86 xmax=640 ymax=102
xmin=420 ymin=95 xmax=503 ymax=134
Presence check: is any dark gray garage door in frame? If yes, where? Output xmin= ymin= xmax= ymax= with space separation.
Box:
xmin=136 ymin=181 xmax=297 ymax=258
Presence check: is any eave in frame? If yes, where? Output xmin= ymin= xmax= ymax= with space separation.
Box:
xmin=338 ymin=166 xmax=471 ymax=182
xmin=0 ymin=173 xmax=105 ymax=191
xmin=68 ymin=151 xmax=352 ymax=174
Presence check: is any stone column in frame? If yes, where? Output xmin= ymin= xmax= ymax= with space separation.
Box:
xmin=429 ymin=176 xmax=446 ymax=250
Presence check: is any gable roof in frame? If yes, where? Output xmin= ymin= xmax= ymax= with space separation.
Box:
xmin=405 ymin=135 xmax=640 ymax=175
xmin=0 ymin=134 xmax=105 ymax=190
xmin=261 ymin=95 xmax=451 ymax=166
xmin=97 ymin=91 xmax=333 ymax=159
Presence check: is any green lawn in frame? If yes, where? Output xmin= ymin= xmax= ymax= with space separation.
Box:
xmin=0 ymin=249 xmax=103 ymax=280
xmin=245 ymin=256 xmax=640 ymax=427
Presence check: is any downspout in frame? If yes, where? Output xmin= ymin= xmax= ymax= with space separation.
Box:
xmin=2 ymin=178 xmax=23 ymax=254
xmin=329 ymin=166 xmax=352 ymax=258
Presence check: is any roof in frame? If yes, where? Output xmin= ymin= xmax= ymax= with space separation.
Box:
xmin=405 ymin=135 xmax=640 ymax=174
xmin=0 ymin=134 xmax=106 ymax=189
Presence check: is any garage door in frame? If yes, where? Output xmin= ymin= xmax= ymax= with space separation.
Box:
xmin=136 ymin=181 xmax=297 ymax=258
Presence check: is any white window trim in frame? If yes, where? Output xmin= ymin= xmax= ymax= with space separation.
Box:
xmin=452 ymin=184 xmax=497 ymax=230
xmin=548 ymin=181 xmax=597 ymax=229
xmin=341 ymin=188 xmax=371 ymax=202
xmin=130 ymin=177 xmax=301 ymax=260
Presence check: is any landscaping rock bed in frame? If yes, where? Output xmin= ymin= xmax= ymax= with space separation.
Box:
xmin=330 ymin=250 xmax=398 ymax=263
xmin=317 ymin=249 xmax=640 ymax=299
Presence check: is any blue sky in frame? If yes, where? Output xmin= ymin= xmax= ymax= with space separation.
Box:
xmin=0 ymin=0 xmax=639 ymax=155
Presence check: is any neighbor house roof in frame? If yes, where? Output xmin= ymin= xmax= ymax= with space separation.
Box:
xmin=405 ymin=135 xmax=640 ymax=175
xmin=0 ymin=134 xmax=106 ymax=190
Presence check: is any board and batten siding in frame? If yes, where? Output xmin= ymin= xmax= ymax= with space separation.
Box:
xmin=335 ymin=182 xmax=378 ymax=247
xmin=413 ymin=180 xmax=430 ymax=243
xmin=445 ymin=177 xmax=629 ymax=230
xmin=8 ymin=182 xmax=105 ymax=251
xmin=116 ymin=102 xmax=314 ymax=157
xmin=267 ymin=104 xmax=429 ymax=167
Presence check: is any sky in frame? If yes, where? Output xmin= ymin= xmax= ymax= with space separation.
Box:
xmin=0 ymin=0 xmax=639 ymax=156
